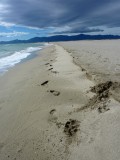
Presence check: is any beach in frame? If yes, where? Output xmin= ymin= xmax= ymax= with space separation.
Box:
xmin=0 ymin=40 xmax=120 ymax=160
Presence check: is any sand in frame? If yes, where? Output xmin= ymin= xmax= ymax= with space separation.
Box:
xmin=0 ymin=40 xmax=120 ymax=160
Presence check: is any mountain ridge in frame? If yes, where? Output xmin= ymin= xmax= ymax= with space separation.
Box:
xmin=0 ymin=34 xmax=120 ymax=44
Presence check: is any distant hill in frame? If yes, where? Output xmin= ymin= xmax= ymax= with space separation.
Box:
xmin=0 ymin=34 xmax=120 ymax=44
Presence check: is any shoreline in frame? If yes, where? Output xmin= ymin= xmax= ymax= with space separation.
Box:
xmin=0 ymin=43 xmax=48 ymax=76
xmin=0 ymin=41 xmax=120 ymax=160
xmin=0 ymin=52 xmax=38 ymax=76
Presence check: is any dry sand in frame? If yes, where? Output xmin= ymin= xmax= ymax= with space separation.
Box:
xmin=0 ymin=40 xmax=120 ymax=160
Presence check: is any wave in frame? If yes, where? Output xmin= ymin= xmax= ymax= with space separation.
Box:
xmin=0 ymin=46 xmax=42 ymax=73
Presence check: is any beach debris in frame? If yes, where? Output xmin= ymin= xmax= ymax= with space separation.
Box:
xmin=50 ymin=65 xmax=52 ymax=67
xmin=91 ymin=81 xmax=112 ymax=94
xmin=48 ymin=68 xmax=53 ymax=71
xmin=91 ymin=81 xmax=113 ymax=101
xmin=73 ymin=81 xmax=120 ymax=114
xmin=64 ymin=119 xmax=80 ymax=136
xmin=49 ymin=90 xmax=60 ymax=96
xmin=41 ymin=80 xmax=49 ymax=86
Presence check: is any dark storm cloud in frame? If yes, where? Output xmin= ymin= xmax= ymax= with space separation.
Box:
xmin=1 ymin=0 xmax=120 ymax=33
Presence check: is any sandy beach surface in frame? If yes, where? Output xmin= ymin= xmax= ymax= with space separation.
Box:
xmin=0 ymin=40 xmax=120 ymax=160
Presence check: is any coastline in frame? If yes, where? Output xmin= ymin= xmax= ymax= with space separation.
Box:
xmin=0 ymin=43 xmax=46 ymax=75
xmin=0 ymin=41 xmax=120 ymax=160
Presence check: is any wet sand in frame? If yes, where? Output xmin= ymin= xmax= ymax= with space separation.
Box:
xmin=0 ymin=41 xmax=120 ymax=160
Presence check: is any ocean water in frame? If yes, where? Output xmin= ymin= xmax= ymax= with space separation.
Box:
xmin=0 ymin=43 xmax=46 ymax=74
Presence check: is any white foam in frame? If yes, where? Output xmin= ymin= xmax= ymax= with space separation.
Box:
xmin=0 ymin=46 xmax=41 ymax=73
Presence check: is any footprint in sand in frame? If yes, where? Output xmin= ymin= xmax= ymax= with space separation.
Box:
xmin=98 ymin=104 xmax=110 ymax=113
xmin=50 ymin=109 xmax=56 ymax=114
xmin=51 ymin=71 xmax=59 ymax=74
xmin=49 ymin=90 xmax=60 ymax=96
xmin=49 ymin=109 xmax=64 ymax=128
xmin=49 ymin=109 xmax=58 ymax=123
xmin=64 ymin=119 xmax=80 ymax=136
xmin=45 ymin=63 xmax=49 ymax=65
xmin=81 ymin=68 xmax=86 ymax=72
xmin=41 ymin=80 xmax=49 ymax=86
xmin=48 ymin=68 xmax=53 ymax=71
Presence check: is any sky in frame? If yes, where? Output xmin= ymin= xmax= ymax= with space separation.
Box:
xmin=0 ymin=0 xmax=120 ymax=41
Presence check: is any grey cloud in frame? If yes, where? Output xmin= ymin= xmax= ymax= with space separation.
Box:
xmin=1 ymin=0 xmax=120 ymax=34
xmin=53 ymin=26 xmax=104 ymax=34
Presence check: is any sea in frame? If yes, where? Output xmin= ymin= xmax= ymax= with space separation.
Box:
xmin=0 ymin=43 xmax=47 ymax=75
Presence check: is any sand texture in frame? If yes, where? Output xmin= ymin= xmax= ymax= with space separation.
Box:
xmin=0 ymin=41 xmax=120 ymax=160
